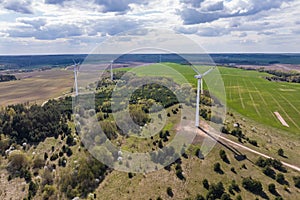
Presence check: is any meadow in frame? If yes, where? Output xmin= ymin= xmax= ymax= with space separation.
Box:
xmin=118 ymin=63 xmax=300 ymax=135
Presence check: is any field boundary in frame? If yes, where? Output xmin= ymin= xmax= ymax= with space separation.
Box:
xmin=243 ymin=79 xmax=261 ymax=117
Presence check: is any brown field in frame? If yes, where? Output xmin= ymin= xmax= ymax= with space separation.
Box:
xmin=0 ymin=69 xmax=74 ymax=106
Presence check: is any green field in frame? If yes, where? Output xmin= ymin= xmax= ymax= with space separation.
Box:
xmin=118 ymin=63 xmax=300 ymax=135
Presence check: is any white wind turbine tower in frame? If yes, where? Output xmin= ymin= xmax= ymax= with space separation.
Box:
xmin=73 ymin=59 xmax=79 ymax=96
xmin=191 ymin=65 xmax=215 ymax=127
xmin=110 ymin=60 xmax=113 ymax=81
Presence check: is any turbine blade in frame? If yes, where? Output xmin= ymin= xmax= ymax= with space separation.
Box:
xmin=202 ymin=67 xmax=215 ymax=77
xmin=191 ymin=65 xmax=201 ymax=75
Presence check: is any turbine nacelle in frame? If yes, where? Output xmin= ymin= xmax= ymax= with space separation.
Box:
xmin=194 ymin=75 xmax=202 ymax=79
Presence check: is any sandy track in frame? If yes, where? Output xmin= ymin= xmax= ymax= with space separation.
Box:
xmin=196 ymin=124 xmax=300 ymax=172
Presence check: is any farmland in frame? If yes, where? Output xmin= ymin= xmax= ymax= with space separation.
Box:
xmin=118 ymin=63 xmax=300 ymax=135
xmin=0 ymin=69 xmax=74 ymax=106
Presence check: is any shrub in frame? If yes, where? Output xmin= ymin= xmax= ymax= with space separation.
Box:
xmin=28 ymin=181 xmax=38 ymax=199
xmin=276 ymin=173 xmax=286 ymax=184
xmin=43 ymin=184 xmax=56 ymax=199
xmin=230 ymin=180 xmax=240 ymax=192
xmin=219 ymin=150 xmax=230 ymax=164
xmin=44 ymin=152 xmax=48 ymax=161
xmin=203 ymin=179 xmax=209 ymax=190
xmin=33 ymin=156 xmax=45 ymax=169
xmin=249 ymin=139 xmax=257 ymax=146
xmin=263 ymin=166 xmax=276 ymax=179
xmin=214 ymin=162 xmax=223 ymax=174
xmin=7 ymin=151 xmax=29 ymax=173
xmin=293 ymin=176 xmax=300 ymax=188
xmin=268 ymin=183 xmax=277 ymax=195
xmin=255 ymin=157 xmax=266 ymax=168
xmin=220 ymin=193 xmax=231 ymax=200
xmin=167 ymin=187 xmax=173 ymax=197
xmin=242 ymin=177 xmax=263 ymax=195
xmin=277 ymin=148 xmax=284 ymax=157
xmin=128 ymin=172 xmax=134 ymax=179
xmin=230 ymin=167 xmax=236 ymax=174
xmin=206 ymin=182 xmax=225 ymax=199
xmin=50 ymin=153 xmax=58 ymax=161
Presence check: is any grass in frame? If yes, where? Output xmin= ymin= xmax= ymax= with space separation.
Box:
xmin=95 ymin=143 xmax=300 ymax=200
xmin=117 ymin=63 xmax=300 ymax=135
xmin=0 ymin=69 xmax=74 ymax=106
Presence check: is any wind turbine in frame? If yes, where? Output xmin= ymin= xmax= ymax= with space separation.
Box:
xmin=191 ymin=65 xmax=215 ymax=127
xmin=73 ymin=59 xmax=80 ymax=96
xmin=110 ymin=60 xmax=113 ymax=81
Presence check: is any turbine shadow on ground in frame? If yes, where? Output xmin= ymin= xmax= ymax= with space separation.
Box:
xmin=198 ymin=127 xmax=249 ymax=162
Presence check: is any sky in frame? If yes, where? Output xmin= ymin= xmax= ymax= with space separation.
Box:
xmin=0 ymin=0 xmax=299 ymax=54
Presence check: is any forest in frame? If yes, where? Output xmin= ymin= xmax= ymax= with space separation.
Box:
xmin=0 ymin=74 xmax=17 ymax=82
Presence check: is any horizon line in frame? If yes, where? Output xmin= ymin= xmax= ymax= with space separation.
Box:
xmin=0 ymin=52 xmax=300 ymax=56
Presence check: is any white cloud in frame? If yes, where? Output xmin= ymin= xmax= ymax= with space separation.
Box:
xmin=0 ymin=0 xmax=299 ymax=54
xmin=2 ymin=0 xmax=33 ymax=14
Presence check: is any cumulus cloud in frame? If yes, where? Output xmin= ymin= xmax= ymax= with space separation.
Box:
xmin=258 ymin=31 xmax=276 ymax=36
xmin=86 ymin=18 xmax=141 ymax=36
xmin=179 ymin=0 xmax=292 ymax=25
xmin=3 ymin=0 xmax=33 ymax=14
xmin=7 ymin=23 xmax=83 ymax=40
xmin=180 ymin=0 xmax=204 ymax=8
xmin=179 ymin=8 xmax=222 ymax=24
xmin=6 ymin=15 xmax=143 ymax=41
xmin=203 ymin=1 xmax=224 ymax=12
xmin=43 ymin=0 xmax=148 ymax=13
xmin=45 ymin=0 xmax=63 ymax=4
xmin=94 ymin=0 xmax=148 ymax=13
xmin=18 ymin=18 xmax=47 ymax=29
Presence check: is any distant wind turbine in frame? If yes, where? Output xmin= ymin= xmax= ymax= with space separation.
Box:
xmin=110 ymin=60 xmax=113 ymax=81
xmin=73 ymin=59 xmax=80 ymax=96
xmin=191 ymin=65 xmax=215 ymax=127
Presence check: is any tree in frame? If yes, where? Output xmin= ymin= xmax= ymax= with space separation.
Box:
xmin=44 ymin=152 xmax=48 ymax=161
xmin=203 ymin=179 xmax=209 ymax=190
xmin=249 ymin=139 xmax=257 ymax=146
xmin=33 ymin=156 xmax=45 ymax=169
xmin=263 ymin=166 xmax=276 ymax=179
xmin=7 ymin=151 xmax=29 ymax=174
xmin=167 ymin=187 xmax=174 ymax=197
xmin=268 ymin=183 xmax=277 ymax=195
xmin=255 ymin=157 xmax=266 ymax=168
xmin=214 ymin=162 xmax=223 ymax=174
xmin=277 ymin=148 xmax=284 ymax=157
xmin=276 ymin=173 xmax=286 ymax=184
xmin=242 ymin=177 xmax=263 ymax=195
xmin=293 ymin=176 xmax=300 ymax=188
xmin=219 ymin=150 xmax=230 ymax=164
xmin=28 ymin=181 xmax=38 ymax=199
xmin=220 ymin=193 xmax=231 ymax=200
xmin=206 ymin=182 xmax=225 ymax=199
